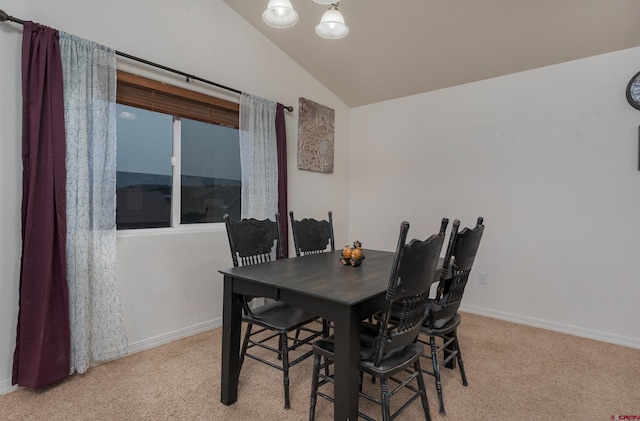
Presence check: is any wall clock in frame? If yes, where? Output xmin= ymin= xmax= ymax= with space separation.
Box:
xmin=626 ymin=70 xmax=640 ymax=110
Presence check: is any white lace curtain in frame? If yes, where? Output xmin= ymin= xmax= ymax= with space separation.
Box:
xmin=60 ymin=33 xmax=129 ymax=374
xmin=239 ymin=93 xmax=279 ymax=220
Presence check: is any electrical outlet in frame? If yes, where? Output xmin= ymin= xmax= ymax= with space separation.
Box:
xmin=479 ymin=272 xmax=488 ymax=285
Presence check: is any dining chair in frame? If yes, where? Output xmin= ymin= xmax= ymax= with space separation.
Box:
xmin=223 ymin=213 xmax=323 ymax=409
xmin=289 ymin=210 xmax=335 ymax=337
xmin=418 ymin=217 xmax=485 ymax=415
xmin=309 ymin=220 xmax=447 ymax=421
xmin=289 ymin=210 xmax=335 ymax=256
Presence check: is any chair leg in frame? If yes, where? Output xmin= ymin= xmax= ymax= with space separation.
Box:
xmin=414 ymin=360 xmax=432 ymax=421
xmin=309 ymin=354 xmax=321 ymax=421
xmin=281 ymin=333 xmax=291 ymax=409
xmin=430 ymin=336 xmax=446 ymax=415
xmin=322 ymin=319 xmax=330 ymax=337
xmin=380 ymin=378 xmax=391 ymax=421
xmin=443 ymin=332 xmax=456 ymax=369
xmin=278 ymin=333 xmax=286 ymax=361
xmin=452 ymin=332 xmax=468 ymax=386
xmin=240 ymin=323 xmax=253 ymax=369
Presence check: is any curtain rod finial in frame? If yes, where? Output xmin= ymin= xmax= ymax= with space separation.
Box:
xmin=284 ymin=105 xmax=293 ymax=112
xmin=0 ymin=9 xmax=23 ymax=24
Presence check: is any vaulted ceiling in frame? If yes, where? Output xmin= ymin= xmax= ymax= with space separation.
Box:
xmin=223 ymin=0 xmax=640 ymax=107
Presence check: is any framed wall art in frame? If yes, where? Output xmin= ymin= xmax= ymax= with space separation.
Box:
xmin=297 ymin=97 xmax=334 ymax=173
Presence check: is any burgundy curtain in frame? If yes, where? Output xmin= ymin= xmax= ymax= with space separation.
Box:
xmin=13 ymin=22 xmax=70 ymax=388
xmin=276 ymin=104 xmax=289 ymax=258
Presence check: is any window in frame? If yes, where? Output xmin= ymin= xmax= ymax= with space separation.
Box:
xmin=116 ymin=105 xmax=173 ymax=229
xmin=116 ymin=72 xmax=240 ymax=230
xmin=180 ymin=118 xmax=241 ymax=224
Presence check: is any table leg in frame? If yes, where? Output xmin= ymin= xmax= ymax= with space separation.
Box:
xmin=332 ymin=305 xmax=361 ymax=421
xmin=221 ymin=275 xmax=243 ymax=405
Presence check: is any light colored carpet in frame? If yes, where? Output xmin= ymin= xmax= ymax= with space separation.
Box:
xmin=1 ymin=312 xmax=638 ymax=420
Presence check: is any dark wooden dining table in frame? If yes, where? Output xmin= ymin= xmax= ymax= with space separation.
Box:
xmin=219 ymin=249 xmax=399 ymax=421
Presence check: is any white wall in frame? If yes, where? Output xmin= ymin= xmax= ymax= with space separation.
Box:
xmin=350 ymin=48 xmax=640 ymax=348
xmin=0 ymin=0 xmax=351 ymax=393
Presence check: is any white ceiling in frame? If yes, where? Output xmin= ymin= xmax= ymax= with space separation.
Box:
xmin=222 ymin=0 xmax=640 ymax=108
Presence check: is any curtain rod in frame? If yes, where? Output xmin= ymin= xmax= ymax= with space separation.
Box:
xmin=0 ymin=9 xmax=294 ymax=112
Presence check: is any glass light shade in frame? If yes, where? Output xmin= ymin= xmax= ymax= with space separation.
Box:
xmin=262 ymin=0 xmax=298 ymax=28
xmin=315 ymin=6 xmax=349 ymax=39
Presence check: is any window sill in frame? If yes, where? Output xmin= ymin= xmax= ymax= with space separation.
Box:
xmin=116 ymin=223 xmax=226 ymax=238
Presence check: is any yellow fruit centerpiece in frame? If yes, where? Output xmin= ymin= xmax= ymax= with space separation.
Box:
xmin=349 ymin=241 xmax=365 ymax=266
xmin=340 ymin=242 xmax=365 ymax=266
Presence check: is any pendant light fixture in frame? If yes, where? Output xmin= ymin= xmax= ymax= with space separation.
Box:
xmin=262 ymin=0 xmax=299 ymax=28
xmin=315 ymin=3 xmax=349 ymax=39
xmin=262 ymin=0 xmax=349 ymax=39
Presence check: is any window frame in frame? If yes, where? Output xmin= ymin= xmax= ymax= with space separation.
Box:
xmin=116 ymin=71 xmax=240 ymax=232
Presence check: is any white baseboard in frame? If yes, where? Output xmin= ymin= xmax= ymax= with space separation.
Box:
xmin=0 ymin=380 xmax=21 ymax=396
xmin=127 ymin=318 xmax=222 ymax=355
xmin=0 ymin=317 xmax=223 ymax=396
xmin=461 ymin=304 xmax=640 ymax=349
xmin=3 ymin=310 xmax=637 ymax=395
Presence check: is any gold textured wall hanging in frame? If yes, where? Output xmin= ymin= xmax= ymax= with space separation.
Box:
xmin=297 ymin=97 xmax=334 ymax=173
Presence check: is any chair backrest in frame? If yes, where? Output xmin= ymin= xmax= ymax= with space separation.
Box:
xmin=368 ymin=219 xmax=448 ymax=367
xmin=223 ymin=213 xmax=284 ymax=267
xmin=289 ymin=211 xmax=335 ymax=257
xmin=427 ymin=217 xmax=485 ymax=329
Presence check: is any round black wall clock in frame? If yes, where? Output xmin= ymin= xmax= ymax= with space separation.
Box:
xmin=626 ymin=70 xmax=640 ymax=110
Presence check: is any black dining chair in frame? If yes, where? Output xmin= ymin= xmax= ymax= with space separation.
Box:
xmin=289 ymin=210 xmax=335 ymax=257
xmin=309 ymin=220 xmax=447 ymax=421
xmin=289 ymin=210 xmax=335 ymax=337
xmin=223 ymin=213 xmax=323 ymax=409
xmin=418 ymin=217 xmax=485 ymax=415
